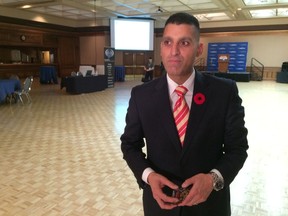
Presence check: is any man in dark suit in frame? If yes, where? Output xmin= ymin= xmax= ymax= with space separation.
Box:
xmin=121 ymin=12 xmax=248 ymax=216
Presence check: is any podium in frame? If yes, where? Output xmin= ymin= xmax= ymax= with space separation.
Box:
xmin=218 ymin=54 xmax=230 ymax=73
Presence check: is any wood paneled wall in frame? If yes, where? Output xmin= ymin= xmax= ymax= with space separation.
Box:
xmin=0 ymin=22 xmax=79 ymax=78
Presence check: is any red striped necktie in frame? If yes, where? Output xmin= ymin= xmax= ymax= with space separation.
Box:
xmin=173 ymin=86 xmax=189 ymax=146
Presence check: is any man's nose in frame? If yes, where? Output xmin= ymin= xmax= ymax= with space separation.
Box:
xmin=170 ymin=43 xmax=180 ymax=55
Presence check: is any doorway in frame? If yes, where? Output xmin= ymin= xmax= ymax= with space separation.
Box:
xmin=123 ymin=51 xmax=153 ymax=79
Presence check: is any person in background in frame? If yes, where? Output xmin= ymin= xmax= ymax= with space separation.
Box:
xmin=121 ymin=12 xmax=248 ymax=216
xmin=143 ymin=57 xmax=154 ymax=82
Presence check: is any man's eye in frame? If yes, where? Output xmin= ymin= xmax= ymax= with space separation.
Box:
xmin=162 ymin=40 xmax=171 ymax=46
xmin=179 ymin=41 xmax=190 ymax=47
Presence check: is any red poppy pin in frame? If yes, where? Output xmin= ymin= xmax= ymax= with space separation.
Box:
xmin=193 ymin=93 xmax=206 ymax=105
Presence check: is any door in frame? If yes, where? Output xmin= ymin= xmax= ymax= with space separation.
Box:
xmin=123 ymin=52 xmax=146 ymax=78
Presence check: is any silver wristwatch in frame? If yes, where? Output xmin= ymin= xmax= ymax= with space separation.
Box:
xmin=209 ymin=172 xmax=224 ymax=191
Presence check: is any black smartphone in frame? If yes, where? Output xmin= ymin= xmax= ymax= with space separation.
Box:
xmin=172 ymin=186 xmax=192 ymax=203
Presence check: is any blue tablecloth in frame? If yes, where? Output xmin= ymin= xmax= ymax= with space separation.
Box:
xmin=114 ymin=66 xmax=125 ymax=81
xmin=276 ymin=72 xmax=288 ymax=83
xmin=40 ymin=66 xmax=58 ymax=84
xmin=0 ymin=79 xmax=21 ymax=103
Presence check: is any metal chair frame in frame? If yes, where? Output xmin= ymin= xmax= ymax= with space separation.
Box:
xmin=14 ymin=76 xmax=33 ymax=104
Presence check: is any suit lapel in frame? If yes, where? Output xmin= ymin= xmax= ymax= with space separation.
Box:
xmin=182 ymin=72 xmax=211 ymax=151
xmin=150 ymin=73 xmax=211 ymax=153
xmin=152 ymin=77 xmax=182 ymax=152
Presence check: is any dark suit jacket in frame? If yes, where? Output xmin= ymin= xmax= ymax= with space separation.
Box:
xmin=121 ymin=71 xmax=248 ymax=216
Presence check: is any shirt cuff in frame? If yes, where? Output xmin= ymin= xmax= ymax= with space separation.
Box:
xmin=142 ymin=167 xmax=155 ymax=184
xmin=210 ymin=169 xmax=224 ymax=182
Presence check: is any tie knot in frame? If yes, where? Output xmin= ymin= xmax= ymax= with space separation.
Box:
xmin=175 ymin=86 xmax=188 ymax=97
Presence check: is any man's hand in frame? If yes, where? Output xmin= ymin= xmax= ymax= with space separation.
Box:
xmin=147 ymin=172 xmax=179 ymax=209
xmin=178 ymin=173 xmax=214 ymax=206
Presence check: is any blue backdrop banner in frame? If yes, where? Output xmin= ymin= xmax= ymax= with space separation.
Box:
xmin=207 ymin=42 xmax=248 ymax=72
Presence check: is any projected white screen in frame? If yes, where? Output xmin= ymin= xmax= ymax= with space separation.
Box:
xmin=110 ymin=18 xmax=154 ymax=51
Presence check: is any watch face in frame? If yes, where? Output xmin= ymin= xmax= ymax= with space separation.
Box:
xmin=215 ymin=181 xmax=224 ymax=191
xmin=210 ymin=172 xmax=224 ymax=191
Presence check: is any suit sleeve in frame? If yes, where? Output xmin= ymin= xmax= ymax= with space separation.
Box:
xmin=216 ymin=81 xmax=248 ymax=186
xmin=120 ymin=87 xmax=150 ymax=188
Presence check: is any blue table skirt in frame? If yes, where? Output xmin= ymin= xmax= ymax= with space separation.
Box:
xmin=0 ymin=79 xmax=21 ymax=103
xmin=276 ymin=72 xmax=288 ymax=83
xmin=114 ymin=66 xmax=125 ymax=82
xmin=40 ymin=66 xmax=58 ymax=84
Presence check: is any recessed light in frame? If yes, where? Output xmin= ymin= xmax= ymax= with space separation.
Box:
xmin=22 ymin=5 xmax=32 ymax=9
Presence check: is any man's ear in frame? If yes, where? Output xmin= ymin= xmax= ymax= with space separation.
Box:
xmin=196 ymin=43 xmax=204 ymax=57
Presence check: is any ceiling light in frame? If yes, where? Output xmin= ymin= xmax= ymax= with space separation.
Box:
xmin=22 ymin=5 xmax=32 ymax=9
xmin=250 ymin=9 xmax=276 ymax=18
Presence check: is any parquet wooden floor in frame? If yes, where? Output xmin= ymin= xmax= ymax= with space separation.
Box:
xmin=0 ymin=77 xmax=287 ymax=216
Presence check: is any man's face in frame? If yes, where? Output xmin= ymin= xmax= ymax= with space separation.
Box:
xmin=160 ymin=23 xmax=203 ymax=79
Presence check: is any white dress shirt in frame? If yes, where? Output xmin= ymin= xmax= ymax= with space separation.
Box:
xmin=167 ymin=71 xmax=195 ymax=110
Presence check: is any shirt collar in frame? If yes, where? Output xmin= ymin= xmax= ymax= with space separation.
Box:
xmin=167 ymin=69 xmax=195 ymax=96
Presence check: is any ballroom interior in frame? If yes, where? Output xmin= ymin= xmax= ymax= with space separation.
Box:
xmin=1 ymin=77 xmax=288 ymax=215
xmin=0 ymin=0 xmax=288 ymax=215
